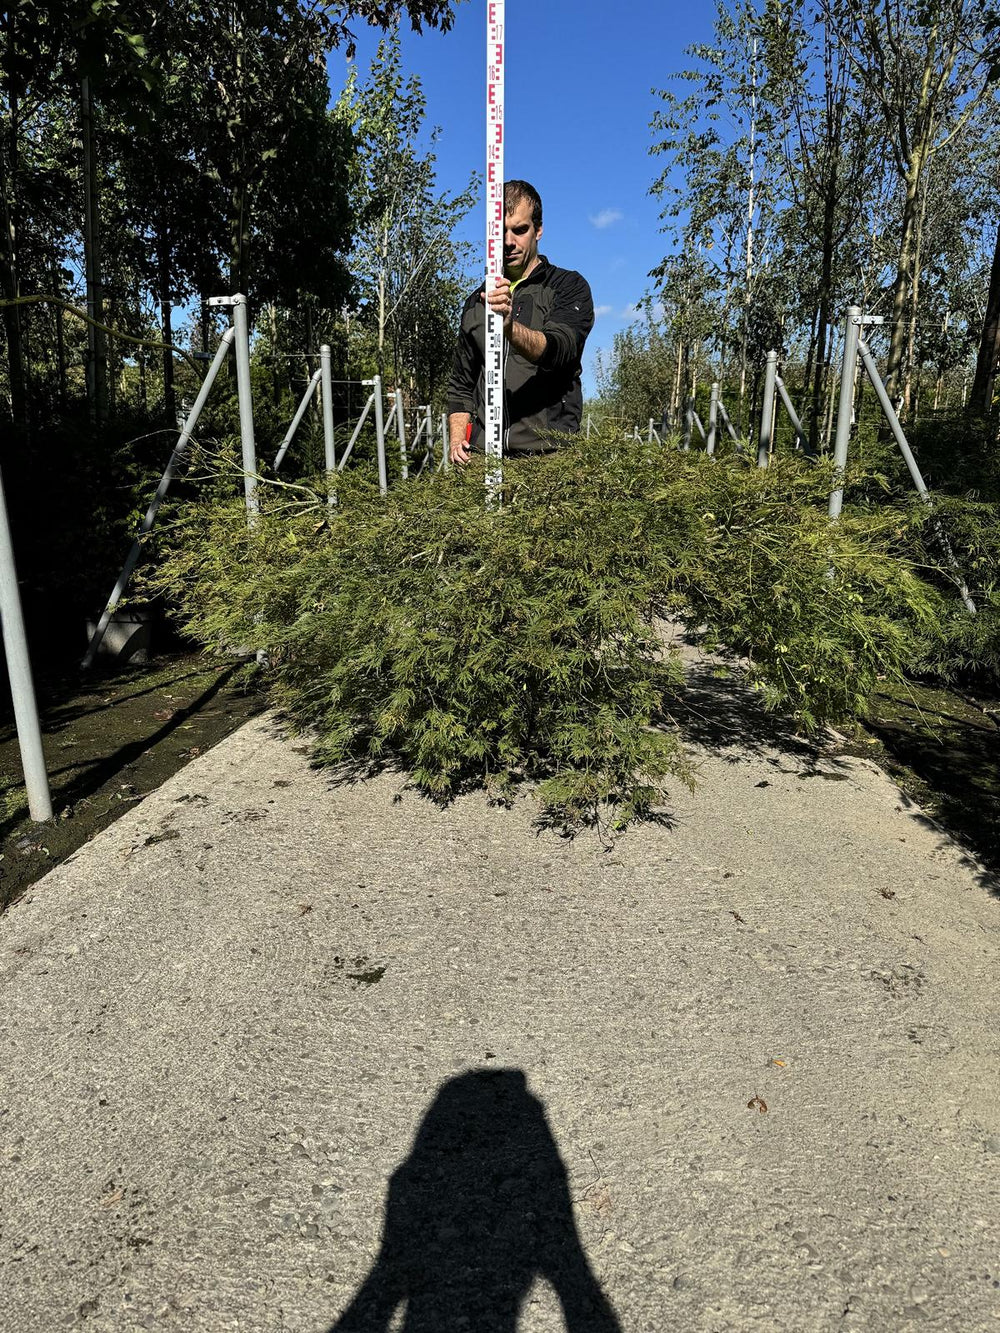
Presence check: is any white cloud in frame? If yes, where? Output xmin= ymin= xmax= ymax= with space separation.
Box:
xmin=622 ymin=302 xmax=641 ymax=318
xmin=594 ymin=304 xmax=613 ymax=318
xmin=589 ymin=208 xmax=624 ymax=230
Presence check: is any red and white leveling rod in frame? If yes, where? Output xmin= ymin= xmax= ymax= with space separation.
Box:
xmin=485 ymin=0 xmax=505 ymax=488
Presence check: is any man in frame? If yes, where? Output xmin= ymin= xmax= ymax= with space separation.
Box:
xmin=447 ymin=180 xmax=594 ymax=464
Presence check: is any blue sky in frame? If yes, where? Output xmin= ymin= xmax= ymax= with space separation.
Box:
xmin=329 ymin=0 xmax=717 ymax=397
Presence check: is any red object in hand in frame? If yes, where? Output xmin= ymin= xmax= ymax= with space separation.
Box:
xmin=465 ymin=422 xmax=473 ymax=443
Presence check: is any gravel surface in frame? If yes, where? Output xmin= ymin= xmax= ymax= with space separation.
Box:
xmin=1 ymin=678 xmax=999 ymax=1332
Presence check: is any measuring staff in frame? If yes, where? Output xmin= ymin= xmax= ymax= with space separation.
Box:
xmin=447 ymin=179 xmax=595 ymax=465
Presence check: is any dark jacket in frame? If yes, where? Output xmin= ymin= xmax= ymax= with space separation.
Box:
xmin=446 ymin=256 xmax=595 ymax=455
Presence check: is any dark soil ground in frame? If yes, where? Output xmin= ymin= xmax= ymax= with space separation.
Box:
xmin=837 ymin=678 xmax=1000 ymax=878
xmin=0 ymin=651 xmax=264 ymax=912
xmin=0 ymin=653 xmax=995 ymax=915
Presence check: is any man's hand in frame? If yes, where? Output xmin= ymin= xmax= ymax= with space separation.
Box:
xmin=483 ymin=277 xmax=514 ymax=332
xmin=448 ymin=411 xmax=472 ymax=466
xmin=481 ymin=278 xmax=547 ymax=363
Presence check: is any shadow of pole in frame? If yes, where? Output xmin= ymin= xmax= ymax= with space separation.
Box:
xmin=328 ymin=1069 xmax=622 ymax=1332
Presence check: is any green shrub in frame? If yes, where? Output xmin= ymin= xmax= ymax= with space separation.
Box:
xmin=149 ymin=431 xmax=955 ymax=827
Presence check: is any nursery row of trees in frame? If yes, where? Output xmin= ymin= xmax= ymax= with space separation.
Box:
xmin=599 ymin=0 xmax=1000 ymax=454
xmin=0 ymin=0 xmax=473 ymax=432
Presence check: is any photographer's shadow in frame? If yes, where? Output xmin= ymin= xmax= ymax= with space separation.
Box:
xmin=329 ymin=1068 xmax=622 ymax=1332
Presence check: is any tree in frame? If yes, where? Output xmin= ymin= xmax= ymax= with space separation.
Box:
xmin=970 ymin=217 xmax=1000 ymax=416
xmin=649 ymin=1 xmax=785 ymax=427
xmin=334 ymin=31 xmax=476 ymax=388
xmin=835 ymin=0 xmax=1000 ymax=403
xmin=761 ymin=0 xmax=882 ymax=449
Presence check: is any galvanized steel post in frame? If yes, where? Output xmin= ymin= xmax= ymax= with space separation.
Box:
xmin=320 ymin=345 xmax=335 ymax=485
xmin=858 ymin=337 xmax=976 ymax=613
xmin=372 ymin=374 xmax=388 ymax=496
xmin=829 ymin=307 xmax=862 ymax=520
xmin=85 ymin=327 xmax=236 ymax=668
xmin=707 ymin=382 xmax=719 ymax=456
xmin=274 ymin=367 xmax=320 ymax=472
xmin=758 ymin=350 xmax=778 ymax=468
xmin=395 ymin=388 xmax=408 ymax=481
xmin=0 ymin=459 xmax=51 ymax=820
xmin=775 ymin=375 xmax=807 ymax=454
xmin=230 ymin=295 xmax=258 ymax=514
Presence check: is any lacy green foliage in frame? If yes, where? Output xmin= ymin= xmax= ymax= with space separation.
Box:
xmin=150 ymin=432 xmax=951 ymax=825
xmin=151 ymin=442 xmax=695 ymax=828
xmin=647 ymin=453 xmax=946 ymax=727
xmin=902 ymin=493 xmax=1000 ymax=687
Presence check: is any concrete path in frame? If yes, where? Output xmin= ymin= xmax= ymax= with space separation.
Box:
xmin=2 ymin=665 xmax=999 ymax=1332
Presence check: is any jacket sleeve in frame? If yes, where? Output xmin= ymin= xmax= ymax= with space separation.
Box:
xmin=536 ymin=270 xmax=595 ymax=374
xmin=446 ymin=297 xmax=480 ymax=415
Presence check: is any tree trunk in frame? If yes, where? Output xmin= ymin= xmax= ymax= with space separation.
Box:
xmin=884 ymin=157 xmax=922 ymax=403
xmin=671 ymin=338 xmax=683 ymax=417
xmin=969 ymin=217 xmax=1000 ymax=416
xmin=901 ymin=174 xmax=930 ymax=418
xmin=53 ymin=263 xmax=67 ymax=408
xmin=229 ymin=177 xmax=249 ymax=297
xmin=107 ymin=294 xmax=117 ymax=415
xmin=0 ymin=81 xmax=27 ymax=429
xmin=376 ymin=221 xmax=388 ymax=380
xmin=801 ymin=303 xmax=818 ymax=426
xmin=81 ymin=75 xmax=108 ymax=425
xmin=158 ymin=233 xmax=174 ymax=422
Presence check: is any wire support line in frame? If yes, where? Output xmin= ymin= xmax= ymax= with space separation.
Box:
xmin=0 ymin=293 xmax=204 ymax=370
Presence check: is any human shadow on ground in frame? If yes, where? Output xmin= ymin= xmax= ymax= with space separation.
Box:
xmin=327 ymin=1068 xmax=622 ymax=1332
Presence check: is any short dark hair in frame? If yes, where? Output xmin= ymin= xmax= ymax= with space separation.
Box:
xmin=504 ymin=180 xmax=542 ymax=229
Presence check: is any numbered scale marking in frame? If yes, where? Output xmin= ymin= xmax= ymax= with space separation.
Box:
xmin=485 ymin=0 xmax=505 ymax=491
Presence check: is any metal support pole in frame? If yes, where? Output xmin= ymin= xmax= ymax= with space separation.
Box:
xmin=84 ymin=328 xmax=236 ymax=669
xmin=395 ymin=388 xmax=408 ymax=481
xmin=320 ymin=345 xmax=335 ymax=485
xmin=858 ymin=337 xmax=976 ymax=613
xmin=775 ymin=375 xmax=807 ymax=454
xmin=336 ymin=391 xmax=375 ymax=471
xmin=707 ymin=382 xmax=719 ymax=456
xmin=273 ymin=368 xmax=320 ymax=472
xmin=0 ymin=460 xmax=52 ymax=820
xmin=647 ymin=417 xmax=655 ymax=444
xmin=682 ymin=398 xmax=693 ymax=452
xmin=231 ymin=294 xmax=258 ymax=515
xmin=586 ymin=414 xmax=592 ymax=439
xmin=828 ymin=306 xmax=862 ymax=520
xmin=758 ymin=350 xmax=778 ymax=468
xmin=717 ymin=398 xmax=743 ymax=450
xmin=692 ymin=411 xmax=706 ymax=443
xmin=412 ymin=406 xmax=435 ymax=476
xmin=372 ymin=373 xmax=388 ymax=496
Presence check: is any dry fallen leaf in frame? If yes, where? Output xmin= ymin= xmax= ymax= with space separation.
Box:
xmin=747 ymin=1095 xmax=768 ymax=1113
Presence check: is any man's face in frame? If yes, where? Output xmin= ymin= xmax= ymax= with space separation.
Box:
xmin=503 ymin=198 xmax=543 ymax=280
